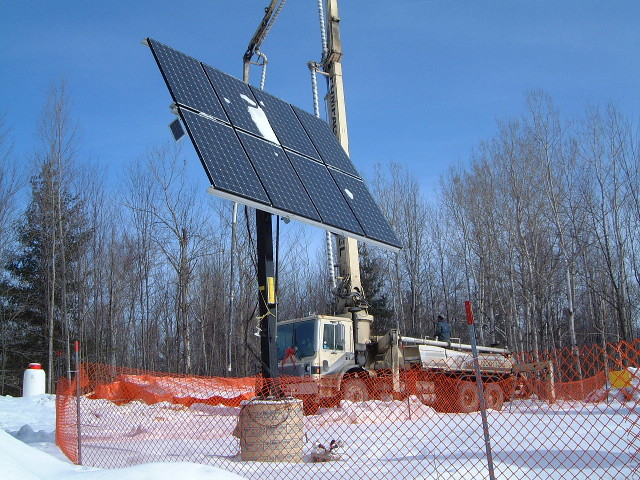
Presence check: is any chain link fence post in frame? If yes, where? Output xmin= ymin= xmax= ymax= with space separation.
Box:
xmin=74 ymin=339 xmax=82 ymax=465
xmin=465 ymin=301 xmax=495 ymax=480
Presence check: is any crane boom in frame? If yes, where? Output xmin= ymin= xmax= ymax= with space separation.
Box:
xmin=243 ymin=0 xmax=284 ymax=83
xmin=322 ymin=0 xmax=365 ymax=315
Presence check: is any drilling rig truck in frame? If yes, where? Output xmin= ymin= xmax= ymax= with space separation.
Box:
xmin=275 ymin=0 xmax=553 ymax=415
xmin=277 ymin=311 xmax=554 ymax=415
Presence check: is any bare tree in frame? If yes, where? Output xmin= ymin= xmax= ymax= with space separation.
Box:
xmin=579 ymin=106 xmax=634 ymax=342
xmin=373 ymin=163 xmax=431 ymax=335
xmin=144 ymin=144 xmax=212 ymax=374
xmin=34 ymin=82 xmax=90 ymax=391
xmin=0 ymin=115 xmax=25 ymax=393
xmin=0 ymin=116 xmax=23 ymax=263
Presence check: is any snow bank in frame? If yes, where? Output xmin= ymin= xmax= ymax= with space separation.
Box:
xmin=0 ymin=394 xmax=56 ymax=431
xmin=308 ymin=397 xmax=436 ymax=427
xmin=0 ymin=428 xmax=247 ymax=480
xmin=584 ymin=366 xmax=640 ymax=403
xmin=0 ymin=395 xmax=247 ymax=479
xmin=10 ymin=424 xmax=55 ymax=443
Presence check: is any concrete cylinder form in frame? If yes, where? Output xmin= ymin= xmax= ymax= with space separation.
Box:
xmin=233 ymin=398 xmax=304 ymax=462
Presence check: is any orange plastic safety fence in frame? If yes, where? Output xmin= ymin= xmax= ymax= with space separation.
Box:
xmin=56 ymin=341 xmax=640 ymax=479
xmin=55 ymin=377 xmax=79 ymax=464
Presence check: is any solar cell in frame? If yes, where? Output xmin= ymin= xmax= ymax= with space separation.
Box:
xmin=203 ymin=65 xmax=279 ymax=144
xmin=329 ymin=169 xmax=401 ymax=249
xmin=286 ymin=150 xmax=364 ymax=236
xmin=237 ymin=132 xmax=321 ymax=221
xmin=147 ymin=39 xmax=229 ymax=124
xmin=250 ymin=86 xmax=320 ymax=160
xmin=179 ymin=109 xmax=270 ymax=204
xmin=291 ymin=105 xmax=360 ymax=177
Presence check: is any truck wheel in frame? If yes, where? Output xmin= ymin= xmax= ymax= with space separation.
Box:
xmin=416 ymin=381 xmax=437 ymax=406
xmin=516 ymin=377 xmax=533 ymax=399
xmin=342 ymin=378 xmax=369 ymax=403
xmin=380 ymin=391 xmax=394 ymax=402
xmin=301 ymin=395 xmax=319 ymax=415
xmin=456 ymin=382 xmax=480 ymax=413
xmin=484 ymin=383 xmax=504 ymax=411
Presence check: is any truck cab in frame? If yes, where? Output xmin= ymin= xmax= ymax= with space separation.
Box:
xmin=276 ymin=313 xmax=395 ymax=412
xmin=277 ymin=315 xmax=355 ymax=379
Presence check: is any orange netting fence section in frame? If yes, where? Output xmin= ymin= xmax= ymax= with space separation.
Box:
xmin=57 ymin=340 xmax=640 ymax=479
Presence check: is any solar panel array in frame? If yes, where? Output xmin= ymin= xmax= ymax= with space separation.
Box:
xmin=147 ymin=38 xmax=400 ymax=251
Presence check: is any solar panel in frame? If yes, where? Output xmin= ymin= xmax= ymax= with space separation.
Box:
xmin=329 ymin=169 xmax=401 ymax=248
xmin=169 ymin=118 xmax=185 ymax=142
xmin=147 ymin=38 xmax=400 ymax=252
xmin=179 ymin=108 xmax=269 ymax=204
xmin=147 ymin=39 xmax=229 ymax=124
xmin=286 ymin=150 xmax=364 ymax=236
xmin=203 ymin=65 xmax=279 ymax=144
xmin=291 ymin=105 xmax=360 ymax=177
xmin=237 ymin=132 xmax=321 ymax=221
xmin=250 ymin=86 xmax=320 ymax=161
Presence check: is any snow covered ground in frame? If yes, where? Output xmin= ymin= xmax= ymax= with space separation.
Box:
xmin=1 ymin=378 xmax=638 ymax=479
xmin=0 ymin=395 xmax=245 ymax=479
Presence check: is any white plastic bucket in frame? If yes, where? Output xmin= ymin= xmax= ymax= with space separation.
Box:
xmin=23 ymin=363 xmax=46 ymax=396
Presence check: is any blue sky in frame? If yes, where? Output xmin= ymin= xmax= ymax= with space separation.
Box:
xmin=2 ymin=1 xmax=639 ymax=196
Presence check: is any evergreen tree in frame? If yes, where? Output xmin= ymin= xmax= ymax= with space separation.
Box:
xmin=358 ymin=242 xmax=394 ymax=334
xmin=2 ymin=160 xmax=91 ymax=393
xmin=1 ymin=84 xmax=92 ymax=393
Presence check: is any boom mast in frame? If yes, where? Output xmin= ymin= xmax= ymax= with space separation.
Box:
xmin=322 ymin=0 xmax=365 ymax=314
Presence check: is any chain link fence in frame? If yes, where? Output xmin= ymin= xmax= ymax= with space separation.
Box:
xmin=56 ymin=340 xmax=640 ymax=479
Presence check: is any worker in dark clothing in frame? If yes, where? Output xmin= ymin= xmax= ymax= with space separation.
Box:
xmin=435 ymin=315 xmax=451 ymax=343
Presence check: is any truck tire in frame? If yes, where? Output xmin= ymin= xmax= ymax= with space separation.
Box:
xmin=301 ymin=395 xmax=319 ymax=415
xmin=484 ymin=383 xmax=505 ymax=411
xmin=516 ymin=377 xmax=533 ymax=399
xmin=456 ymin=382 xmax=480 ymax=413
xmin=342 ymin=378 xmax=369 ymax=403
xmin=416 ymin=381 xmax=437 ymax=406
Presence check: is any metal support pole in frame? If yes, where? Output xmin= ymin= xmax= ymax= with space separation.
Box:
xmin=256 ymin=210 xmax=278 ymax=394
xmin=349 ymin=307 xmax=361 ymax=355
xmin=316 ymin=0 xmax=328 ymax=60
xmin=74 ymin=340 xmax=82 ymax=465
xmin=465 ymin=301 xmax=495 ymax=480
xmin=325 ymin=231 xmax=336 ymax=291
xmin=227 ymin=202 xmax=238 ymax=373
